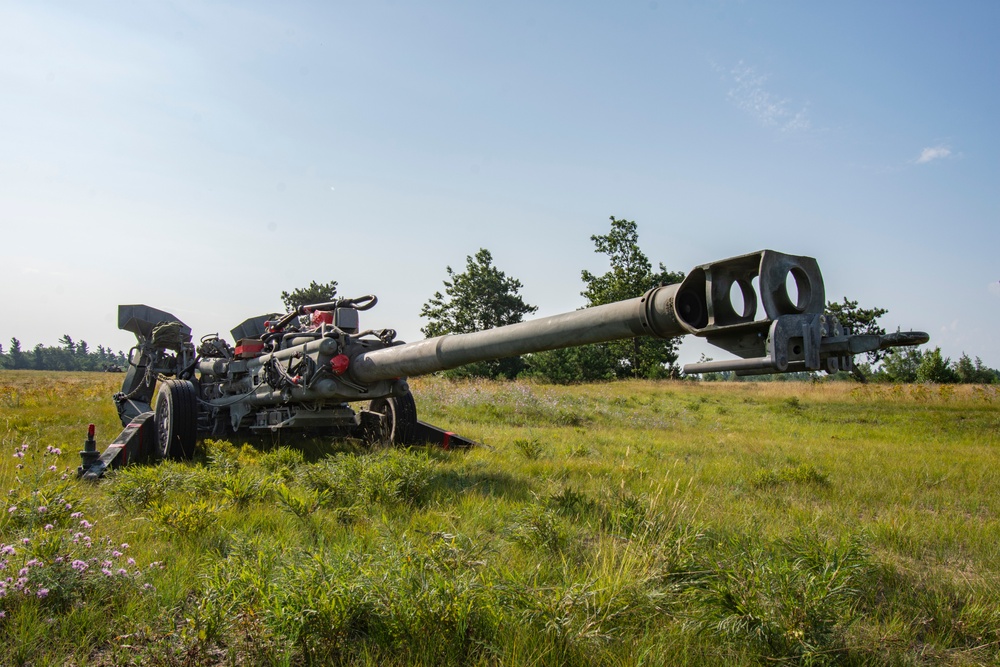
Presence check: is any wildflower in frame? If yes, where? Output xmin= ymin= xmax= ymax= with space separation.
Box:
xmin=102 ymin=560 xmax=112 ymax=568
xmin=18 ymin=568 xmax=28 ymax=577
xmin=25 ymin=560 xmax=40 ymax=567
xmin=102 ymin=568 xmax=112 ymax=577
xmin=79 ymin=520 xmax=92 ymax=529
xmin=13 ymin=451 xmax=23 ymax=459
xmin=70 ymin=512 xmax=82 ymax=519
xmin=20 ymin=444 xmax=28 ymax=451
xmin=0 ymin=610 xmax=5 ymax=618
xmin=37 ymin=588 xmax=49 ymax=599
xmin=127 ymin=558 xmax=136 ymax=566
xmin=6 ymin=507 xmax=14 ymax=514
xmin=117 ymin=568 xmax=127 ymax=576
xmin=0 ymin=561 xmax=6 ymax=571
xmin=21 ymin=538 xmax=29 ymax=545
xmin=120 ymin=543 xmax=129 ymax=549
xmin=0 ymin=546 xmax=12 ymax=556
xmin=15 ymin=465 xmax=22 ymax=470
xmin=64 ymin=503 xmax=72 ymax=510
xmin=71 ymin=560 xmax=88 ymax=572
xmin=55 ymin=556 xmax=63 ymax=564
xmin=48 ymin=466 xmax=57 ymax=472
xmin=44 ymin=524 xmax=53 ymax=531
xmin=37 ymin=506 xmax=47 ymax=514
xmin=60 ymin=475 xmax=67 ymax=481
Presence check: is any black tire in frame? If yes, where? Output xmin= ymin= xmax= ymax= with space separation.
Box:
xmin=365 ymin=393 xmax=418 ymax=445
xmin=154 ymin=379 xmax=198 ymax=460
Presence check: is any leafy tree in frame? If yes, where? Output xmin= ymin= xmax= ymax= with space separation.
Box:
xmin=954 ymin=353 xmax=996 ymax=384
xmin=880 ymin=347 xmax=923 ymax=383
xmin=33 ymin=344 xmax=45 ymax=371
xmin=916 ymin=347 xmax=959 ymax=383
xmin=280 ymin=280 xmax=339 ymax=312
xmin=420 ymin=248 xmax=537 ymax=379
xmin=523 ymin=345 xmax=616 ymax=384
xmin=579 ymin=216 xmax=684 ymax=379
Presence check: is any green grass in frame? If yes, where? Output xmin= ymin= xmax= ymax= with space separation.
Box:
xmin=1 ymin=370 xmax=999 ymax=665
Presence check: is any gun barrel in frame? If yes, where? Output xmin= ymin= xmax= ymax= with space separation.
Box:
xmin=350 ymin=284 xmax=685 ymax=383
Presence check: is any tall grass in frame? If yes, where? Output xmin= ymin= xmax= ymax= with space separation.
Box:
xmin=0 ymin=370 xmax=998 ymax=664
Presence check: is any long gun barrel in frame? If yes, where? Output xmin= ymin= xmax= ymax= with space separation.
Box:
xmin=351 ymin=249 xmax=927 ymax=383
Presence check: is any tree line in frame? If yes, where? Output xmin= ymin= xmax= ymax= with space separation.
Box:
xmin=0 ymin=335 xmax=128 ymax=372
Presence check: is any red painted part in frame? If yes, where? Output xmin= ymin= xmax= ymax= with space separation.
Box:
xmin=311 ymin=311 xmax=334 ymax=327
xmin=442 ymin=432 xmax=454 ymax=450
xmin=330 ymin=354 xmax=350 ymax=375
xmin=235 ymin=340 xmax=265 ymax=358
xmin=87 ymin=424 xmax=95 ymax=439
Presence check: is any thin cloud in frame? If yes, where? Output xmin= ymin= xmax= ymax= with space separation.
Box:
xmin=728 ymin=61 xmax=810 ymax=133
xmin=916 ymin=145 xmax=951 ymax=164
xmin=988 ymin=281 xmax=1000 ymax=297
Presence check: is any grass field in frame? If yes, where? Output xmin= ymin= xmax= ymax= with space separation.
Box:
xmin=1 ymin=370 xmax=999 ymax=666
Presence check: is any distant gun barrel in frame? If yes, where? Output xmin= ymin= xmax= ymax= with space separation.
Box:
xmin=352 ymin=249 xmax=928 ymax=383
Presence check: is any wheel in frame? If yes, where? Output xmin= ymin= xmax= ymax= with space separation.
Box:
xmin=154 ymin=379 xmax=198 ymax=460
xmin=363 ymin=393 xmax=418 ymax=445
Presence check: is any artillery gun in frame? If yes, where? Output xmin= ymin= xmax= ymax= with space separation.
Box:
xmin=78 ymin=250 xmax=927 ymax=478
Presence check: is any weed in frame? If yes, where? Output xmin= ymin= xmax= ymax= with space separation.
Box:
xmin=513 ymin=438 xmax=545 ymax=460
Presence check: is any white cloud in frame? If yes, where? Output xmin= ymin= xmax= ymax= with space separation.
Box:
xmin=916 ymin=145 xmax=951 ymax=164
xmin=728 ymin=61 xmax=810 ymax=133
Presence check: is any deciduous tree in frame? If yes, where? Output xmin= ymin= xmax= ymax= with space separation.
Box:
xmin=420 ymin=248 xmax=537 ymax=379
xmin=579 ymin=216 xmax=684 ymax=379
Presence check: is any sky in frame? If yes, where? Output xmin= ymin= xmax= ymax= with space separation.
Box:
xmin=2 ymin=1 xmax=998 ymax=370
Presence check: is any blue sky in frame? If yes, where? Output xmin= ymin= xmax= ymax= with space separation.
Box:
xmin=2 ymin=1 xmax=998 ymax=369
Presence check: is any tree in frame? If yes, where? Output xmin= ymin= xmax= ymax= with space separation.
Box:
xmin=916 ymin=347 xmax=958 ymax=383
xmin=420 ymin=248 xmax=537 ymax=379
xmin=523 ymin=345 xmax=617 ymax=384
xmin=579 ymin=216 xmax=684 ymax=379
xmin=8 ymin=338 xmax=25 ymax=370
xmin=280 ymin=280 xmax=339 ymax=312
xmin=880 ymin=347 xmax=923 ymax=383
xmin=954 ymin=353 xmax=997 ymax=384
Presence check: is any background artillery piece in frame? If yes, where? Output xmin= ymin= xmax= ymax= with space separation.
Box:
xmin=79 ymin=249 xmax=927 ymax=478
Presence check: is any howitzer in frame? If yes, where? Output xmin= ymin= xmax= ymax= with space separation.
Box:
xmin=79 ymin=249 xmax=927 ymax=478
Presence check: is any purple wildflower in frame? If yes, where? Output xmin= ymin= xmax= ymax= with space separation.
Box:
xmin=36 ymin=588 xmax=49 ymax=599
